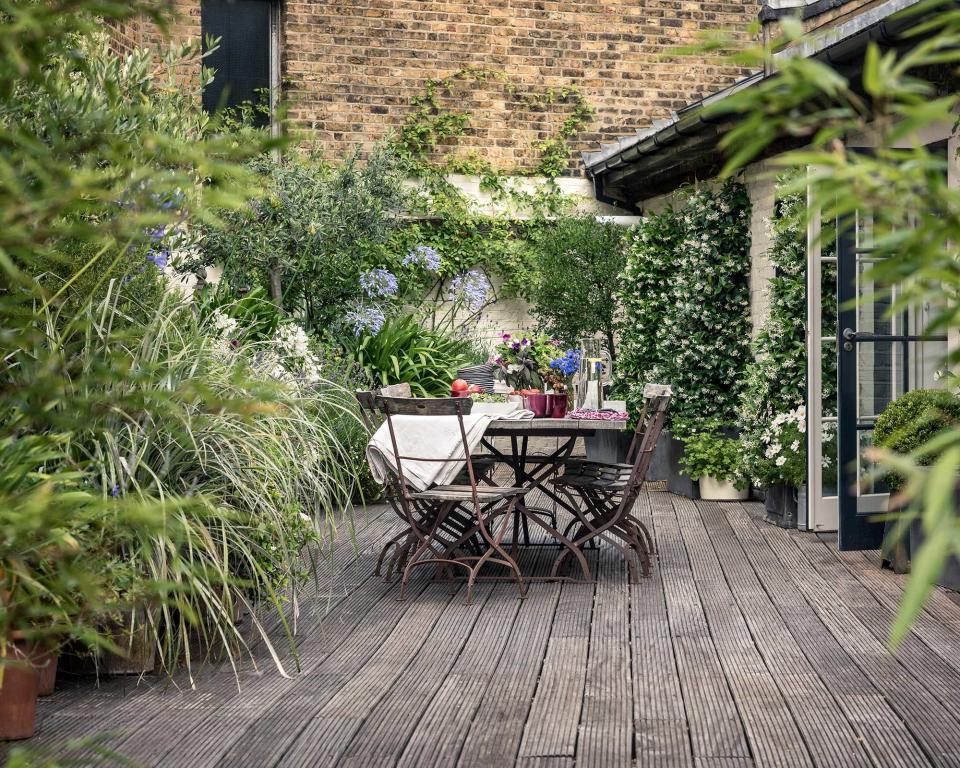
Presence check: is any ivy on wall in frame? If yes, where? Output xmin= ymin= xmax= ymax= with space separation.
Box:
xmin=615 ymin=179 xmax=752 ymax=426
xmin=378 ymin=66 xmax=597 ymax=309
xmin=391 ymin=65 xmax=594 ymax=180
xmin=197 ymin=66 xmax=599 ymax=348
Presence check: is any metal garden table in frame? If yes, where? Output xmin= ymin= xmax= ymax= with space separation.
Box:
xmin=480 ymin=417 xmax=628 ymax=581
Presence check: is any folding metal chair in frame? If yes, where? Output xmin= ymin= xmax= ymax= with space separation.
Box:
xmin=378 ymin=395 xmax=527 ymax=604
xmin=355 ymin=387 xmax=497 ymax=582
xmin=550 ymin=386 xmax=671 ymax=582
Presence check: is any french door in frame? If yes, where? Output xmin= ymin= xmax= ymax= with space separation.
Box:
xmin=836 ymin=210 xmax=949 ymax=550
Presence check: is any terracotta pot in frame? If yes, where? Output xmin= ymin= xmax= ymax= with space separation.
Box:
xmin=546 ymin=393 xmax=568 ymax=419
xmin=522 ymin=394 xmax=549 ymax=417
xmin=35 ymin=650 xmax=58 ymax=696
xmin=0 ymin=638 xmax=39 ymax=740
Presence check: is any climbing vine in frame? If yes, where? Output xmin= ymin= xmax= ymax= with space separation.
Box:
xmin=380 ymin=67 xmax=596 ymax=303
xmin=391 ymin=66 xmax=594 ymax=180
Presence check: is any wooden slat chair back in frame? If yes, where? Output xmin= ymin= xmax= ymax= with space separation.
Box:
xmin=619 ymin=387 xmax=671 ymax=514
xmin=551 ymin=384 xmax=671 ymax=582
xmin=355 ymin=383 xmax=412 ymax=432
xmin=377 ymin=395 xmax=526 ymax=604
xmin=377 ymin=395 xmax=480 ymax=507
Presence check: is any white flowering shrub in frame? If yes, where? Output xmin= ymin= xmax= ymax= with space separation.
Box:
xmin=614 ymin=208 xmax=683 ymax=418
xmin=746 ymin=406 xmax=836 ymax=489
xmin=274 ymin=322 xmax=323 ymax=385
xmin=737 ymin=176 xmax=835 ymax=488
xmin=616 ymin=179 xmax=751 ymax=425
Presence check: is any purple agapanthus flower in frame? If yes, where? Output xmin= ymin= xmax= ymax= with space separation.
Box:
xmin=448 ymin=269 xmax=490 ymax=311
xmin=403 ymin=245 xmax=441 ymax=272
xmin=147 ymin=250 xmax=168 ymax=269
xmin=344 ymin=304 xmax=386 ymax=336
xmin=359 ymin=268 xmax=399 ymax=298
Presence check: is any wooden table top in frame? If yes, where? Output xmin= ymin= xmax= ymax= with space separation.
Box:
xmin=485 ymin=417 xmax=629 ymax=434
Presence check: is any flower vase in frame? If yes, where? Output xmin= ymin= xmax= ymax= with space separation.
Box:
xmin=523 ymin=394 xmax=549 ymax=418
xmin=546 ymin=393 xmax=568 ymax=419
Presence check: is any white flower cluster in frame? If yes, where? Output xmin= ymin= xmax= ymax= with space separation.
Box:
xmin=210 ymin=309 xmax=238 ymax=337
xmin=615 ymin=179 xmax=752 ymax=424
xmin=753 ymin=405 xmax=808 ymax=483
xmin=274 ymin=323 xmax=322 ymax=385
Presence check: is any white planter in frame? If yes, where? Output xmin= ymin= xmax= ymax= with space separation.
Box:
xmin=698 ymin=476 xmax=749 ymax=501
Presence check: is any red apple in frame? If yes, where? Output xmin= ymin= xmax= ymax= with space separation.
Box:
xmin=451 ymin=379 xmax=469 ymax=392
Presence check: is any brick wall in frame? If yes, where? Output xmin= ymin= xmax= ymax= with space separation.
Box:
xmin=280 ymin=0 xmax=759 ymax=175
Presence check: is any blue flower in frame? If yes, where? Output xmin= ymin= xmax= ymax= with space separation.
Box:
xmin=403 ymin=245 xmax=441 ymax=272
xmin=448 ymin=269 xmax=490 ymax=311
xmin=549 ymin=349 xmax=581 ymax=377
xmin=344 ymin=304 xmax=386 ymax=336
xmin=147 ymin=250 xmax=168 ymax=269
xmin=359 ymin=268 xmax=399 ymax=298
xmin=110 ymin=484 xmax=120 ymax=498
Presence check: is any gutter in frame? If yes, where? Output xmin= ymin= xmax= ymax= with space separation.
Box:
xmin=581 ymin=0 xmax=925 ymax=188
xmin=759 ymin=0 xmax=855 ymax=23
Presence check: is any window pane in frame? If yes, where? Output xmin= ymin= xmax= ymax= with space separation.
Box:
xmin=821 ymin=420 xmax=838 ymax=496
xmin=201 ymin=0 xmax=272 ymax=125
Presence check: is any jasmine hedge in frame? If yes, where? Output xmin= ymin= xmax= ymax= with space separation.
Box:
xmin=616 ymin=179 xmax=751 ymax=426
xmin=738 ymin=179 xmax=807 ymax=486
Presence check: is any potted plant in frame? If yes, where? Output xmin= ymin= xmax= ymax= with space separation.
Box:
xmin=679 ymin=425 xmax=749 ymax=501
xmin=493 ymin=333 xmax=569 ymax=416
xmin=493 ymin=333 xmax=540 ymax=393
xmin=542 ymin=349 xmax=581 ymax=419
xmin=744 ymin=405 xmax=809 ymax=528
xmin=874 ymin=389 xmax=960 ymax=587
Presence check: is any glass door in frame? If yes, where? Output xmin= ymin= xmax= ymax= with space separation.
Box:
xmin=836 ymin=209 xmax=949 ymax=550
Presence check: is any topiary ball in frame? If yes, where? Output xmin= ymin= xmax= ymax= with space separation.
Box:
xmin=873 ymin=389 xmax=960 ymax=489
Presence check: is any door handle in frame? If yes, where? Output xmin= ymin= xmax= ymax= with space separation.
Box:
xmin=841 ymin=327 xmax=866 ymax=351
xmin=842 ymin=328 xmax=875 ymax=344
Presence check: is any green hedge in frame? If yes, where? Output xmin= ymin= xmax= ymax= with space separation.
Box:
xmin=615 ymin=179 xmax=751 ymax=426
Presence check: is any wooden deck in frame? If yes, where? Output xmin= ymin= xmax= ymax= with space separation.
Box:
xmin=15 ymin=490 xmax=960 ymax=767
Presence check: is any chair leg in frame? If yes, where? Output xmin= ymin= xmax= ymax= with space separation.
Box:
xmin=625 ymin=514 xmax=656 ymax=556
xmin=473 ymin=502 xmax=526 ymax=600
xmin=375 ymin=529 xmax=411 ymax=579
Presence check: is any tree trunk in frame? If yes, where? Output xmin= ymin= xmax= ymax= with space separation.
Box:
xmin=605 ymin=328 xmax=617 ymax=363
xmin=269 ymin=266 xmax=282 ymax=307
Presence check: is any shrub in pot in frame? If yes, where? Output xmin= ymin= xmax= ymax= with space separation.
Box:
xmin=0 ymin=440 xmax=140 ymax=738
xmin=742 ymin=405 xmax=815 ymax=528
xmin=679 ymin=425 xmax=749 ymax=501
xmin=874 ymin=389 xmax=960 ymax=585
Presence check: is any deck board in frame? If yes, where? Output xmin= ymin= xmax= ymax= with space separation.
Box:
xmin=12 ymin=491 xmax=960 ymax=768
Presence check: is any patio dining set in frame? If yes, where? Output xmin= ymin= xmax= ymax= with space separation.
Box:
xmin=358 ymin=384 xmax=671 ymax=602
